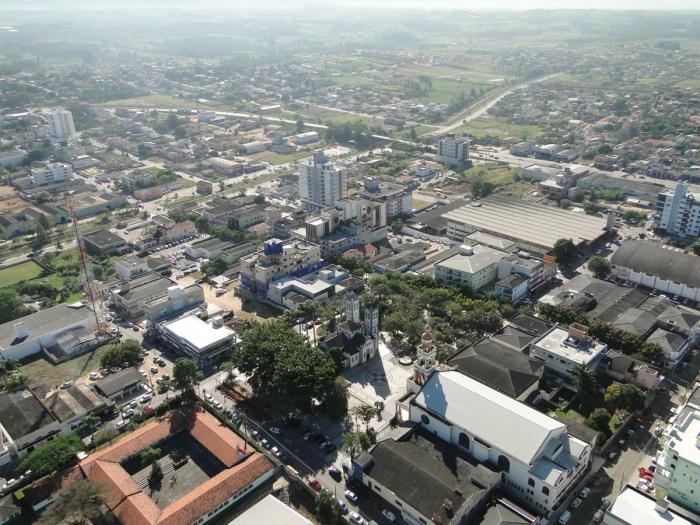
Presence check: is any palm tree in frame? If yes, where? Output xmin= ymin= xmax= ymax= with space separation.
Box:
xmin=82 ymin=415 xmax=99 ymax=446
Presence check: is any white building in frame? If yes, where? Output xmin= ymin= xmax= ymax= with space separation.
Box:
xmin=654 ymin=183 xmax=700 ymax=239
xmin=435 ymin=244 xmax=508 ymax=292
xmin=30 ymin=162 xmax=73 ymax=186
xmin=654 ymin=393 xmax=700 ymax=514
xmin=610 ymin=241 xmax=700 ymax=302
xmin=359 ymin=177 xmax=413 ymax=219
xmin=293 ymin=131 xmax=320 ymax=145
xmin=114 ymin=254 xmax=150 ymax=280
xmin=604 ymin=486 xmax=694 ymax=525
xmin=531 ymin=324 xmax=607 ymax=379
xmin=436 ymin=134 xmax=469 ymax=167
xmin=144 ymin=284 xmax=206 ymax=324
xmin=299 ymin=151 xmax=347 ymax=210
xmin=154 ymin=314 xmax=234 ymax=370
xmin=47 ymin=108 xmax=76 ymax=140
xmin=405 ymin=368 xmax=592 ymax=516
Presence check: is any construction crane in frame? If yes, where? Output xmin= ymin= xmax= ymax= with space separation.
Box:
xmin=68 ymin=201 xmax=106 ymax=336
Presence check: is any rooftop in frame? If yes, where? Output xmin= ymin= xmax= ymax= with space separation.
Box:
xmin=533 ymin=327 xmax=607 ymax=366
xmin=611 ymin=240 xmax=700 ymax=289
xmin=162 ymin=315 xmax=235 ymax=352
xmin=363 ymin=427 xmax=499 ymax=523
xmin=668 ymin=409 xmax=700 ymax=467
xmin=414 ymin=371 xmax=565 ymax=465
xmin=437 ymin=245 xmax=507 ymax=274
xmin=83 ymin=228 xmax=126 ymax=248
xmin=94 ymin=367 xmax=144 ymax=398
xmin=113 ymin=272 xmax=173 ymax=304
xmin=228 ymin=495 xmax=312 ymax=525
xmin=444 ymin=196 xmax=608 ymax=251
xmin=0 ymin=387 xmax=58 ymax=444
xmin=448 ymin=338 xmax=543 ymax=399
xmin=466 ymin=231 xmax=517 ymax=252
xmin=0 ymin=303 xmax=94 ymax=350
xmin=607 ymin=486 xmax=693 ymax=525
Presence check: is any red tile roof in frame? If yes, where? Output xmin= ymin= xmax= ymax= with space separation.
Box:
xmin=78 ymin=410 xmax=273 ymax=525
xmin=188 ymin=410 xmax=248 ymax=468
xmin=157 ymin=454 xmax=272 ymax=525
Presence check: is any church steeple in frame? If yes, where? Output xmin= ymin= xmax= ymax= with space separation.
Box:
xmin=413 ymin=324 xmax=437 ymax=387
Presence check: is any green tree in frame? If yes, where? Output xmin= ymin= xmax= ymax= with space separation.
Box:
xmin=18 ymin=434 xmax=83 ymax=476
xmin=201 ymin=255 xmax=229 ymax=276
xmin=573 ymin=363 xmax=598 ymax=404
xmin=0 ymin=289 xmax=25 ymax=324
xmin=322 ymin=377 xmax=349 ymax=420
xmin=141 ymin=446 xmax=161 ymax=465
xmin=137 ymin=143 xmax=149 ymax=159
xmin=165 ymin=112 xmax=180 ymax=131
xmin=172 ymin=358 xmax=202 ymax=405
xmin=31 ymin=225 xmax=48 ymax=252
xmin=149 ymin=461 xmax=163 ymax=487
xmin=37 ymin=213 xmax=51 ymax=230
xmin=623 ymin=210 xmax=647 ymax=225
xmin=296 ymin=119 xmax=305 ymax=134
xmin=315 ymin=489 xmax=342 ymax=525
xmin=100 ymin=339 xmax=143 ymax=368
xmin=598 ymin=144 xmax=613 ymax=154
xmin=553 ymin=238 xmax=577 ymax=266
xmin=588 ymin=256 xmax=611 ymax=279
xmin=692 ymin=242 xmax=700 ymax=256
xmin=82 ymin=414 xmax=100 ymax=446
xmin=342 ymin=431 xmax=372 ymax=461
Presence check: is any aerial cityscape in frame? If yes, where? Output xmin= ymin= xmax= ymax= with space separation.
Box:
xmin=0 ymin=1 xmax=699 ymax=525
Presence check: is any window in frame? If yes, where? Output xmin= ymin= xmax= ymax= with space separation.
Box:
xmin=497 ymin=455 xmax=510 ymax=473
xmin=421 ymin=414 xmax=430 ymax=425
xmin=528 ymin=478 xmax=535 ymax=487
xmin=458 ymin=433 xmax=470 ymax=449
xmin=542 ymin=487 xmax=550 ymax=496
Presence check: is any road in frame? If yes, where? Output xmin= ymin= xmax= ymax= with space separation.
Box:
xmin=424 ymin=72 xmax=561 ymax=136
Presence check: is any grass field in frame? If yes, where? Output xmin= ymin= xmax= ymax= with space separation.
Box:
xmin=252 ymin=150 xmax=313 ymax=165
xmin=675 ymin=79 xmax=700 ymax=88
xmin=0 ymin=261 xmax=43 ymax=288
xmin=100 ymin=95 xmax=230 ymax=112
xmin=22 ymin=345 xmax=114 ymax=396
xmin=451 ymin=117 xmax=544 ymax=141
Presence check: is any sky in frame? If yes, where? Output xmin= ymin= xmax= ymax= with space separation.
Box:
xmin=4 ymin=0 xmax=700 ymax=8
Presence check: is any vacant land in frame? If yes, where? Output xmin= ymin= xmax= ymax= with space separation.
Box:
xmin=252 ymin=150 xmax=313 ymax=165
xmin=451 ymin=116 xmax=544 ymax=140
xmin=0 ymin=261 xmax=44 ymax=288
xmin=21 ymin=344 xmax=114 ymax=396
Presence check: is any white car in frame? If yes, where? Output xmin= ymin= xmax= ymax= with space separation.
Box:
xmin=382 ymin=509 xmax=396 ymax=522
xmin=204 ymin=393 xmax=213 ymax=401
xmin=349 ymin=512 xmax=368 ymax=525
xmin=579 ymin=487 xmax=591 ymax=498
xmin=213 ymin=401 xmax=223 ymax=410
xmin=571 ymin=497 xmax=582 ymax=509
xmin=558 ymin=510 xmax=572 ymax=525
xmin=269 ymin=426 xmax=282 ymax=435
xmin=344 ymin=489 xmax=358 ymax=503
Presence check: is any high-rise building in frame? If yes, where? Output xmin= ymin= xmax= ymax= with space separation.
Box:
xmin=654 ymin=183 xmax=700 ymax=238
xmin=47 ymin=108 xmax=76 ymax=140
xmin=436 ymin=134 xmax=470 ymax=167
xmin=299 ymin=151 xmax=346 ymax=210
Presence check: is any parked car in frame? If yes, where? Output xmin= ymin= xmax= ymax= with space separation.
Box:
xmin=204 ymin=393 xmax=213 ymax=401
xmin=261 ymin=439 xmax=271 ymax=449
xmin=382 ymin=510 xmax=396 ymax=522
xmin=344 ymin=490 xmax=358 ymax=503
xmin=269 ymin=426 xmax=281 ymax=435
xmin=571 ymin=498 xmax=582 ymax=509
xmin=250 ymin=430 xmax=260 ymax=440
xmin=349 ymin=512 xmax=368 ymax=525
xmin=338 ymin=499 xmax=348 ymax=514
xmin=328 ymin=466 xmax=341 ymax=479
xmin=579 ymin=487 xmax=591 ymax=498
xmin=89 ymin=372 xmax=99 ymax=380
xmin=558 ymin=511 xmax=572 ymax=525
xmin=308 ymin=478 xmax=322 ymax=491
xmin=593 ymin=509 xmax=604 ymax=523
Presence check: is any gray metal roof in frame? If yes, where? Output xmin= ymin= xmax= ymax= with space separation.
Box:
xmin=94 ymin=367 xmax=143 ymax=398
xmin=611 ymin=241 xmax=700 ymax=289
xmin=0 ymin=303 xmax=94 ymax=350
xmin=444 ymin=196 xmax=608 ymax=251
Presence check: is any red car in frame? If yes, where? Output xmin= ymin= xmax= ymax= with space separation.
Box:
xmin=636 ymin=416 xmax=645 ymax=424
xmin=308 ymin=478 xmax=322 ymax=491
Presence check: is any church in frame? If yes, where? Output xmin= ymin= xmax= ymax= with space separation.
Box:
xmin=318 ymin=292 xmax=379 ymax=368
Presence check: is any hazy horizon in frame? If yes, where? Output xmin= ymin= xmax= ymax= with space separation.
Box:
xmin=3 ymin=0 xmax=700 ymax=10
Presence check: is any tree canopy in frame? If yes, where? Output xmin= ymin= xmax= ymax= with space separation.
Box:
xmin=553 ymin=238 xmax=577 ymax=266
xmin=100 ymin=339 xmax=143 ymax=368
xmin=172 ymin=358 xmax=202 ymax=404
xmin=587 ymin=256 xmax=611 ymax=279
xmin=18 ymin=434 xmax=83 ymax=477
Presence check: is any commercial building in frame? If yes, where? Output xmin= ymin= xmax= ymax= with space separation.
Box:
xmin=110 ymin=272 xmax=174 ymax=319
xmin=30 ymin=162 xmax=73 ymax=186
xmin=267 ymin=265 xmax=349 ymax=307
xmin=83 ymin=229 xmax=128 ymax=256
xmin=144 ymin=284 xmax=205 ymax=324
xmin=531 ymin=324 xmax=607 ymax=379
xmin=498 ymin=253 xmax=554 ymax=295
xmin=47 ymin=107 xmax=76 ymax=140
xmin=403 ymin=367 xmax=592 ymax=516
xmin=653 ymin=183 xmax=700 ymax=238
xmin=436 ymin=134 xmax=470 ymax=168
xmin=185 ymin=238 xmax=256 ymax=263
xmin=208 ymin=157 xmax=245 ymax=176
xmin=495 ymin=273 xmax=529 ymax=304
xmin=293 ymin=131 xmax=320 ymax=145
xmin=94 ymin=368 xmax=144 ymax=401
xmin=79 ymin=410 xmax=274 ymax=525
xmin=610 ymin=241 xmax=700 ymax=302
xmin=359 ymin=176 xmax=414 ymax=219
xmin=239 ymin=238 xmax=323 ymax=299
xmin=299 ymin=151 xmax=346 ymax=210
xmin=444 ymin=196 xmax=609 ymax=256
xmin=114 ymin=255 xmax=150 ymax=280
xmin=0 ymin=147 xmax=26 ymax=167
xmin=155 ymin=314 xmax=235 ymax=370
xmin=0 ymin=303 xmax=97 ymax=361
xmin=435 ymin=244 xmax=508 ymax=292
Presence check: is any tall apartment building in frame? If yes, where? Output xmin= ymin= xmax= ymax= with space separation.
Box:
xmin=436 ymin=134 xmax=470 ymax=168
xmin=30 ymin=162 xmax=73 ymax=186
xmin=299 ymin=151 xmax=346 ymax=210
xmin=47 ymin=108 xmax=77 ymax=140
xmin=654 ymin=389 xmax=700 ymax=514
xmin=239 ymin=238 xmax=323 ymax=298
xmin=654 ymin=183 xmax=700 ymax=238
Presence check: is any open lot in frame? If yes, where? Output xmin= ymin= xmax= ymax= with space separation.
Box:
xmin=451 ymin=116 xmax=545 ymax=140
xmin=0 ymin=261 xmax=43 ymax=288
